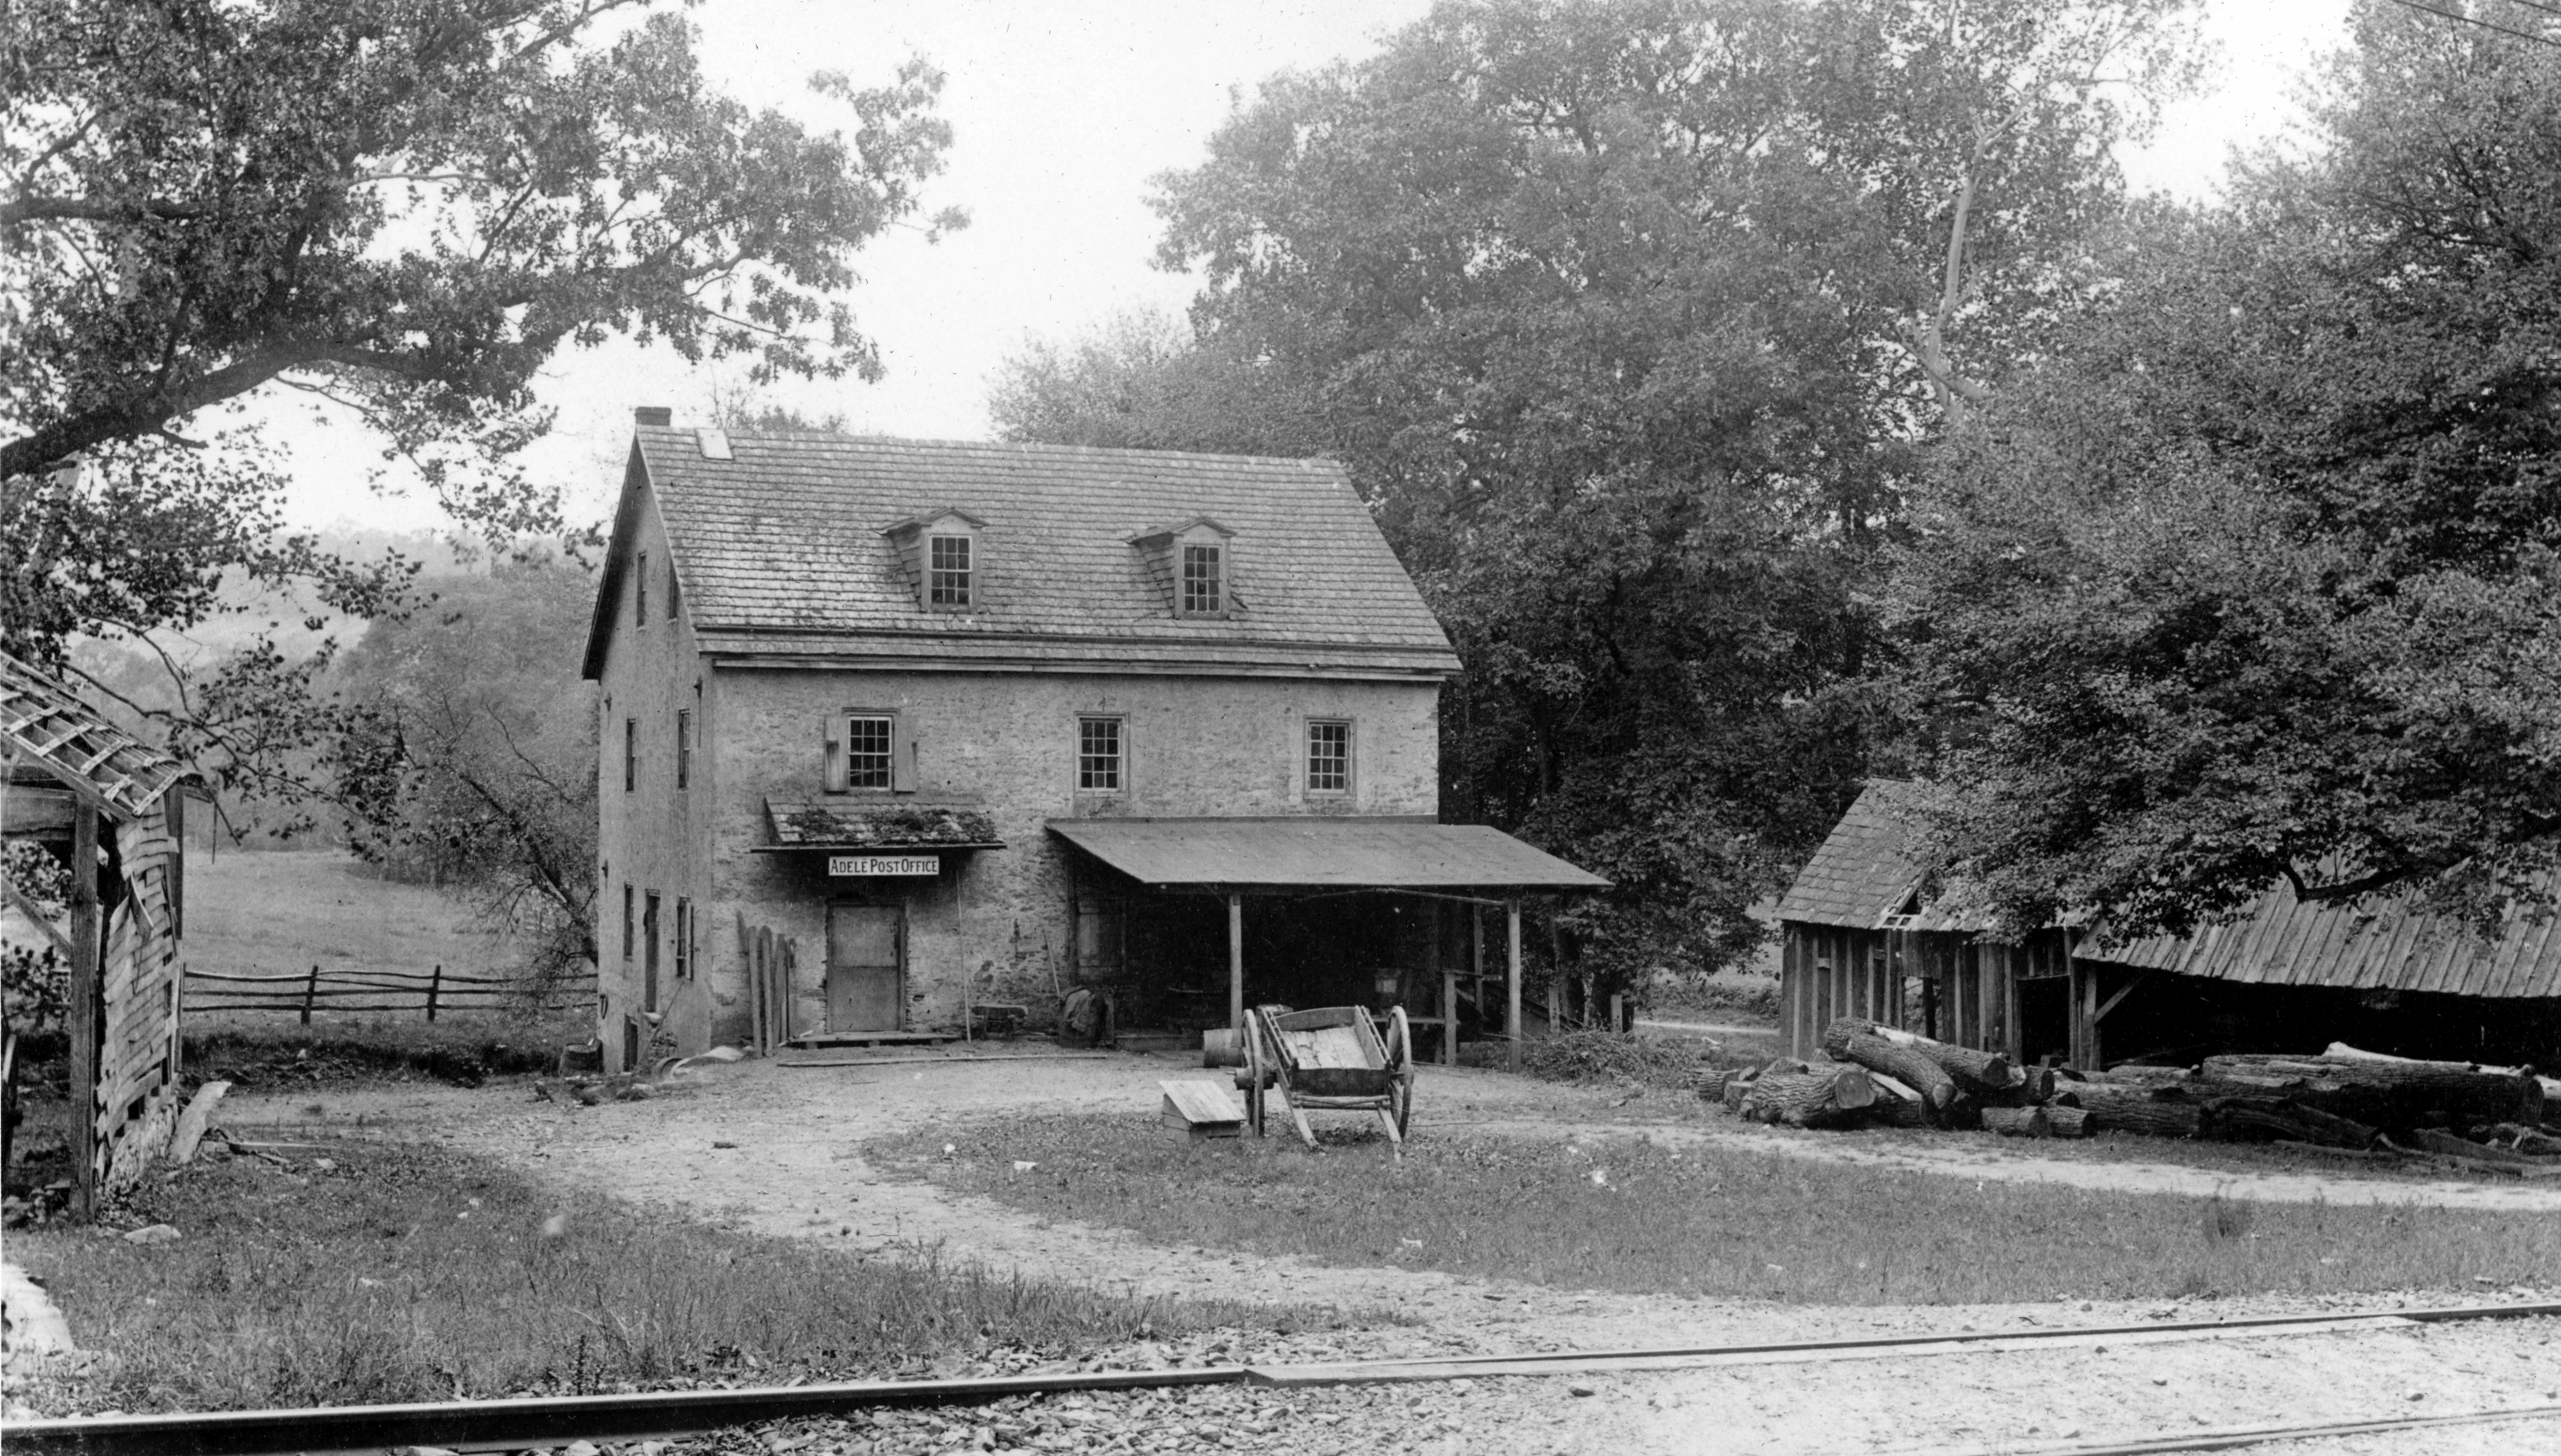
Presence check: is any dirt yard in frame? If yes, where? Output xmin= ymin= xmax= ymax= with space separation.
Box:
xmin=216 ymin=1051 xmax=2561 ymax=1455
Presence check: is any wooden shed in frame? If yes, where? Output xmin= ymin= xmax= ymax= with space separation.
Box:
xmin=1773 ymin=782 xmax=2075 ymax=1067
xmin=1778 ymin=781 xmax=2561 ymax=1069
xmin=2 ymin=650 xmax=201 ymax=1213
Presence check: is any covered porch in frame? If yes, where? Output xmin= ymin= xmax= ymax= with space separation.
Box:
xmin=1047 ymin=816 xmax=1609 ymax=1069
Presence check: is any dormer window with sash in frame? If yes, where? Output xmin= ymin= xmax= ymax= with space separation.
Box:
xmin=929 ymin=533 xmax=973 ymax=607
xmin=1129 ymin=516 xmax=1237 ymax=620
xmin=1181 ymin=543 xmax=1222 ymax=615
xmin=882 ymin=508 xmax=988 ymax=612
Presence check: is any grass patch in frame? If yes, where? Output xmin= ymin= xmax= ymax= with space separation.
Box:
xmin=876 ymin=1115 xmax=2561 ymax=1307
xmin=185 ymin=849 xmax=517 ymax=982
xmin=8 ymin=1140 xmax=1357 ymax=1415
xmin=1463 ymin=1029 xmax=1738 ymax=1090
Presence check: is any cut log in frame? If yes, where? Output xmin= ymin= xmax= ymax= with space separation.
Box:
xmin=1820 ymin=1019 xmax=1961 ymax=1122
xmin=2056 ymin=1081 xmax=2204 ymax=1138
xmin=1866 ymin=1070 xmax=1923 ymax=1104
xmin=1866 ymin=1095 xmax=1933 ymax=1129
xmin=2400 ymin=1127 xmax=2554 ymax=1168
xmin=1981 ymin=1106 xmax=2051 ymax=1138
xmin=2091 ymin=1064 xmax=2194 ymax=1086
xmin=2202 ymin=1097 xmax=2380 ymax=1150
xmin=1695 ymin=1068 xmax=1734 ymax=1103
xmin=2044 ymin=1106 xmax=2090 ymax=1138
xmin=1721 ymin=1066 xmax=1760 ymax=1113
xmin=1825 ymin=1018 xmax=2013 ymax=1096
xmin=1738 ymin=1065 xmax=1877 ymax=1129
xmin=2325 ymin=1042 xmax=2561 ymax=1108
xmin=167 ymin=1080 xmax=231 ymax=1164
xmin=2203 ymin=1054 xmax=2543 ymax=1129
xmin=2487 ymin=1123 xmax=2561 ymax=1158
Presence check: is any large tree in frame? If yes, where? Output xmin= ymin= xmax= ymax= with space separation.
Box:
xmin=1893 ymin=0 xmax=2561 ymax=939
xmin=330 ymin=556 xmax=600 ymax=988
xmin=1011 ymin=0 xmax=2201 ymax=984
xmin=2 ymin=0 xmax=958 ymax=808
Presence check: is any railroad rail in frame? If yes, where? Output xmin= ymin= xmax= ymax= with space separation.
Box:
xmin=5 ymin=1299 xmax=2556 ymax=1456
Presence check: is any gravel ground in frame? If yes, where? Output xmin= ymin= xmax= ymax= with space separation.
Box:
xmin=194 ymin=1051 xmax=2561 ymax=1455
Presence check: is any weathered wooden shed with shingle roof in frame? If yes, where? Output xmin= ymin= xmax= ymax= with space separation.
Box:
xmin=2 ymin=649 xmax=201 ymax=1210
xmin=1778 ymin=781 xmax=2561 ymax=1069
xmin=1773 ymin=781 xmax=2074 ymax=1067
xmin=581 ymin=414 xmax=1602 ymax=1069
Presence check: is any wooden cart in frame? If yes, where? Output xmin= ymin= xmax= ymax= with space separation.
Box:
xmin=1239 ymin=1004 xmax=1415 ymax=1150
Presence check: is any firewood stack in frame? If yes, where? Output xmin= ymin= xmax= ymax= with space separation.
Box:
xmin=1710 ymin=1021 xmax=2561 ymax=1172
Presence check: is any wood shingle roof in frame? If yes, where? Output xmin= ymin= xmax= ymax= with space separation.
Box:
xmin=583 ymin=427 xmax=1460 ymax=678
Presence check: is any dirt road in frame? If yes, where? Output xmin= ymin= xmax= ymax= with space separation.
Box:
xmin=221 ymin=1052 xmax=2561 ymax=1455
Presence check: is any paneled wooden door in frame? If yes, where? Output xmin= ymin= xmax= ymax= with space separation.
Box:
xmin=826 ymin=904 xmax=903 ymax=1032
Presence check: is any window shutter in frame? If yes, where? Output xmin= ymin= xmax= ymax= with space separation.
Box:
xmin=891 ymin=718 xmax=917 ymax=793
xmin=823 ymin=716 xmax=849 ymax=793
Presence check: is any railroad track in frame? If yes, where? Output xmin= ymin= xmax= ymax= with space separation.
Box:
xmin=7 ymin=1299 xmax=2556 ymax=1456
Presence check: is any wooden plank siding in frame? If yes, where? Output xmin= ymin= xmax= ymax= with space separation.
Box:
xmin=1779 ymin=923 xmax=2075 ymax=1064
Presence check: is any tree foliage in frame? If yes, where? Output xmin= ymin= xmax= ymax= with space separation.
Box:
xmin=330 ymin=557 xmax=600 ymax=987
xmin=1011 ymin=0 xmax=2201 ymax=984
xmin=1894 ymin=0 xmax=2561 ymax=938
xmin=2 ymin=0 xmax=957 ymax=815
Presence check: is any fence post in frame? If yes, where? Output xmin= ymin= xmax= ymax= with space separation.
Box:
xmin=426 ymin=964 xmax=441 ymax=1023
xmin=301 ymin=964 xmax=319 ymax=1026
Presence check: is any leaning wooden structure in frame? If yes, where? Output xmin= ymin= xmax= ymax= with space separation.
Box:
xmin=1 ymin=650 xmax=202 ymax=1214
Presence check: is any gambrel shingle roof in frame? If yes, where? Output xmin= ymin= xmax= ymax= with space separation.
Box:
xmin=581 ymin=427 xmax=1460 ymax=679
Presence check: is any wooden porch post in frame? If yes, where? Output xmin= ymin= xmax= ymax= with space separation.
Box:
xmin=1505 ymin=896 xmax=1523 ymax=1073
xmin=67 ymin=801 xmax=100 ymax=1219
xmin=1227 ymin=892 xmax=1244 ymax=1033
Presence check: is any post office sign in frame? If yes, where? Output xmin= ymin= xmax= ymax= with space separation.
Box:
xmin=828 ymin=854 xmax=940 ymax=877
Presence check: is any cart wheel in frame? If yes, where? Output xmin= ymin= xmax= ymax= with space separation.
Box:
xmin=1242 ymin=1012 xmax=1266 ymax=1138
xmin=1389 ymin=1006 xmax=1415 ymax=1139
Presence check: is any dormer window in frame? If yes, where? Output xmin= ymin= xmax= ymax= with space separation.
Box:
xmin=1181 ymin=543 xmax=1222 ymax=615
xmin=1129 ymin=516 xmax=1237 ymax=620
xmin=882 ymin=507 xmax=988 ymax=612
xmin=929 ymin=534 xmax=973 ymax=607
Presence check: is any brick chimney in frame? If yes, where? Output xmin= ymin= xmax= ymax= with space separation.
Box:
xmin=634 ymin=406 xmax=672 ymax=427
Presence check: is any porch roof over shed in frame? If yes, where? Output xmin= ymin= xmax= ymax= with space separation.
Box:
xmin=1046 ymin=816 xmax=1610 ymax=894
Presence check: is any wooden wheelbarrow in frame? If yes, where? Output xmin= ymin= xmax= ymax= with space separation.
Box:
xmin=1237 ymin=1004 xmax=1414 ymax=1150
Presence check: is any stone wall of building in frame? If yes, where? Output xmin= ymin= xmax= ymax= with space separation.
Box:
xmin=699 ymin=665 xmax=1442 ymax=1046
xmin=591 ymin=474 xmax=714 ymax=1068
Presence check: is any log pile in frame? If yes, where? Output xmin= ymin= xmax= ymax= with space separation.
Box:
xmin=1712 ymin=1023 xmax=2561 ymax=1172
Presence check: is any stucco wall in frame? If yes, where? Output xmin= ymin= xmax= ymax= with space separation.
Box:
xmin=592 ymin=475 xmax=713 ymax=1068
xmin=700 ymin=666 xmax=1442 ymax=1046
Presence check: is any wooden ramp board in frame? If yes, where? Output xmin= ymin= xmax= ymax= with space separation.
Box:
xmin=1159 ymin=1080 xmax=1245 ymax=1140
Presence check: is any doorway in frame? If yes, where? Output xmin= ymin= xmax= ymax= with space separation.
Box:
xmin=826 ymin=903 xmax=903 ymax=1032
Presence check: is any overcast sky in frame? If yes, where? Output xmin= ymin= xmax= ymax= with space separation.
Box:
xmin=269 ymin=0 xmax=2356 ymax=535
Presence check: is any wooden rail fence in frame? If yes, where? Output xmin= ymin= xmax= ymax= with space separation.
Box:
xmin=184 ymin=965 xmax=596 ymax=1023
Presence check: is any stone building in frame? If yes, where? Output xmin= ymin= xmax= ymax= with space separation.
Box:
xmin=581 ymin=412 xmax=1603 ymax=1066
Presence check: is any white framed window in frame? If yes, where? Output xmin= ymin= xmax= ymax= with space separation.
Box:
xmin=1180 ymin=543 xmax=1223 ymax=615
xmin=1307 ymin=719 xmax=1351 ymax=795
xmin=928 ymin=534 xmax=973 ymax=608
xmin=1078 ymin=716 xmax=1123 ymax=792
xmin=845 ymin=714 xmax=894 ymax=789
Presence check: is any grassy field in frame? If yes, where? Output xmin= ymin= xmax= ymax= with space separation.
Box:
xmin=874 ymin=1115 xmax=2561 ymax=1307
xmin=6 ymin=1140 xmax=1363 ymax=1416
xmin=188 ymin=848 xmax=517 ymax=982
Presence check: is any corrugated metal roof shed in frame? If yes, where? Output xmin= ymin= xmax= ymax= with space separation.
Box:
xmin=1046 ymin=817 xmax=1611 ymax=893
xmin=2077 ymin=877 xmax=2561 ymax=1000
xmin=0 ymin=650 xmax=196 ymax=820
xmin=583 ymin=428 xmax=1461 ymax=679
